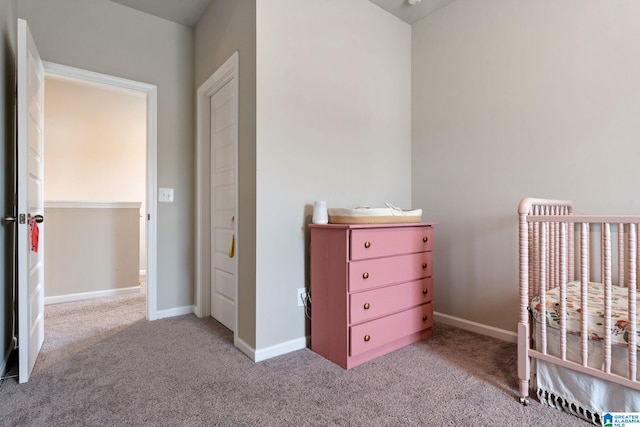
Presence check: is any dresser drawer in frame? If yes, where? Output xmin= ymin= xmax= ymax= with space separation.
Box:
xmin=350 ymin=226 xmax=433 ymax=261
xmin=348 ymin=252 xmax=432 ymax=292
xmin=350 ymin=278 xmax=433 ymax=324
xmin=349 ymin=303 xmax=433 ymax=357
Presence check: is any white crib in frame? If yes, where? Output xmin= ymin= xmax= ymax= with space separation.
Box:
xmin=518 ymin=198 xmax=640 ymax=424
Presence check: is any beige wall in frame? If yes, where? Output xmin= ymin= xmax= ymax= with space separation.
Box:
xmin=255 ymin=0 xmax=411 ymax=350
xmin=19 ymin=0 xmax=194 ymax=312
xmin=44 ymin=76 xmax=146 ymax=271
xmin=411 ymin=0 xmax=640 ymax=331
xmin=44 ymin=204 xmax=140 ymax=299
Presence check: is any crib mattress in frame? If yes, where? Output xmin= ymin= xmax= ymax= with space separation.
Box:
xmin=328 ymin=206 xmax=422 ymax=224
xmin=531 ymin=281 xmax=640 ymax=350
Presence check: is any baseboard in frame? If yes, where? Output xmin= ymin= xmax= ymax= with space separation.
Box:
xmin=153 ymin=305 xmax=195 ymax=320
xmin=434 ymin=311 xmax=517 ymax=343
xmin=237 ymin=335 xmax=309 ymax=363
xmin=255 ymin=336 xmax=308 ymax=362
xmin=236 ymin=337 xmax=256 ymax=362
xmin=45 ymin=286 xmax=141 ymax=305
xmin=236 ymin=315 xmax=515 ymax=363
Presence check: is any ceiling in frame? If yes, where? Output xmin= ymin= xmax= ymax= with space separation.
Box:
xmin=109 ymin=0 xmax=213 ymax=27
xmin=108 ymin=0 xmax=456 ymax=28
xmin=368 ymin=0 xmax=456 ymax=24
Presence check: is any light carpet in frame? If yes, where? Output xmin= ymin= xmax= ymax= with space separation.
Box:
xmin=0 ymin=287 xmax=589 ymax=426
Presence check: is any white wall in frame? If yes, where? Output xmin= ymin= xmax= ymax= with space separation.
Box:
xmin=44 ymin=77 xmax=147 ymax=271
xmin=256 ymin=0 xmax=412 ymax=349
xmin=412 ymin=0 xmax=640 ymax=331
xmin=19 ymin=0 xmax=194 ymax=312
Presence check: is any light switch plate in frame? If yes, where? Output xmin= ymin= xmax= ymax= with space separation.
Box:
xmin=159 ymin=187 xmax=174 ymax=202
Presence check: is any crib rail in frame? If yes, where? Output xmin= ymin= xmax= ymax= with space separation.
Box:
xmin=518 ymin=197 xmax=640 ymax=406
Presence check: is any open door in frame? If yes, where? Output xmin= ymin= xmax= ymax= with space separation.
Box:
xmin=17 ymin=18 xmax=45 ymax=383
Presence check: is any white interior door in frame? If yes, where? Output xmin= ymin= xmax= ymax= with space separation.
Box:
xmin=17 ymin=18 xmax=45 ymax=383
xmin=210 ymin=79 xmax=237 ymax=331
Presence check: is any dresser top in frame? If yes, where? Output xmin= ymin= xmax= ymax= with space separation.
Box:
xmin=309 ymin=222 xmax=437 ymax=229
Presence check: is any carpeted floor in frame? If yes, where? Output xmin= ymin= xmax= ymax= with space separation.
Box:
xmin=0 ymin=286 xmax=589 ymax=426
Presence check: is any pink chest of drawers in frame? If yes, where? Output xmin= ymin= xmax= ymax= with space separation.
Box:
xmin=310 ymin=222 xmax=436 ymax=369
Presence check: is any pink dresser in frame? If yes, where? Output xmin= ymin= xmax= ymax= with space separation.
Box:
xmin=310 ymin=222 xmax=436 ymax=369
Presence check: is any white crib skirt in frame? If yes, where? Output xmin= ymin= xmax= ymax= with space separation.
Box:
xmin=533 ymin=323 xmax=640 ymax=422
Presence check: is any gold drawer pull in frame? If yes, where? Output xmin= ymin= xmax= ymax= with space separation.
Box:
xmin=364 ymin=303 xmax=370 ymax=310
xmin=363 ymin=272 xmax=369 ymax=279
xmin=422 ymin=315 xmax=428 ymax=322
xmin=422 ymin=288 xmax=429 ymax=295
xmin=422 ymin=263 xmax=428 ymax=269
xmin=364 ymin=241 xmax=371 ymax=249
xmin=423 ymin=236 xmax=429 ymax=243
xmin=364 ymin=335 xmax=371 ymax=342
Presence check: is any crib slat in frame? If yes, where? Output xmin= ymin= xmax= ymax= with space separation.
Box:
xmin=580 ymin=222 xmax=589 ymax=367
xmin=533 ymin=221 xmax=540 ymax=302
xmin=551 ymin=209 xmax=558 ymax=292
xmin=552 ymin=232 xmax=555 ymax=292
xmin=601 ymin=227 xmax=604 ymax=285
xmin=540 ymin=222 xmax=548 ymax=354
xmin=546 ymin=206 xmax=551 ymax=292
xmin=547 ymin=206 xmax=552 ymax=292
xmin=569 ymin=220 xmax=575 ymax=282
xmin=554 ymin=218 xmax=557 ymax=291
xmin=619 ymin=224 xmax=625 ymax=286
xmin=560 ymin=222 xmax=568 ymax=361
xmin=629 ymin=224 xmax=637 ymax=381
xmin=547 ymin=222 xmax=558 ymax=289
xmin=603 ymin=223 xmax=612 ymax=374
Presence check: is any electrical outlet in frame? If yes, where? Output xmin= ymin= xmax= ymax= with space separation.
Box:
xmin=297 ymin=288 xmax=307 ymax=307
xmin=159 ymin=187 xmax=174 ymax=202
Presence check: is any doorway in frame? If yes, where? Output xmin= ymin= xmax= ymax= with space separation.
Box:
xmin=42 ymin=62 xmax=158 ymax=321
xmin=195 ymin=52 xmax=239 ymax=344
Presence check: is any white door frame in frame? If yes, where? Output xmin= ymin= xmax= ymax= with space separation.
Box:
xmin=43 ymin=62 xmax=159 ymax=320
xmin=195 ymin=52 xmax=239 ymax=344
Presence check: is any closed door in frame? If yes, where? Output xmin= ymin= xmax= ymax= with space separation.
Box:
xmin=210 ymin=79 xmax=237 ymax=331
xmin=17 ymin=18 xmax=45 ymax=383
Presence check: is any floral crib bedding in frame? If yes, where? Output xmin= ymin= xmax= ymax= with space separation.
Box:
xmin=531 ymin=281 xmax=640 ymax=351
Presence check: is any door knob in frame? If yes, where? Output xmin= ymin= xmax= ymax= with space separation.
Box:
xmin=33 ymin=214 xmax=44 ymax=223
xmin=2 ymin=216 xmax=16 ymax=224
